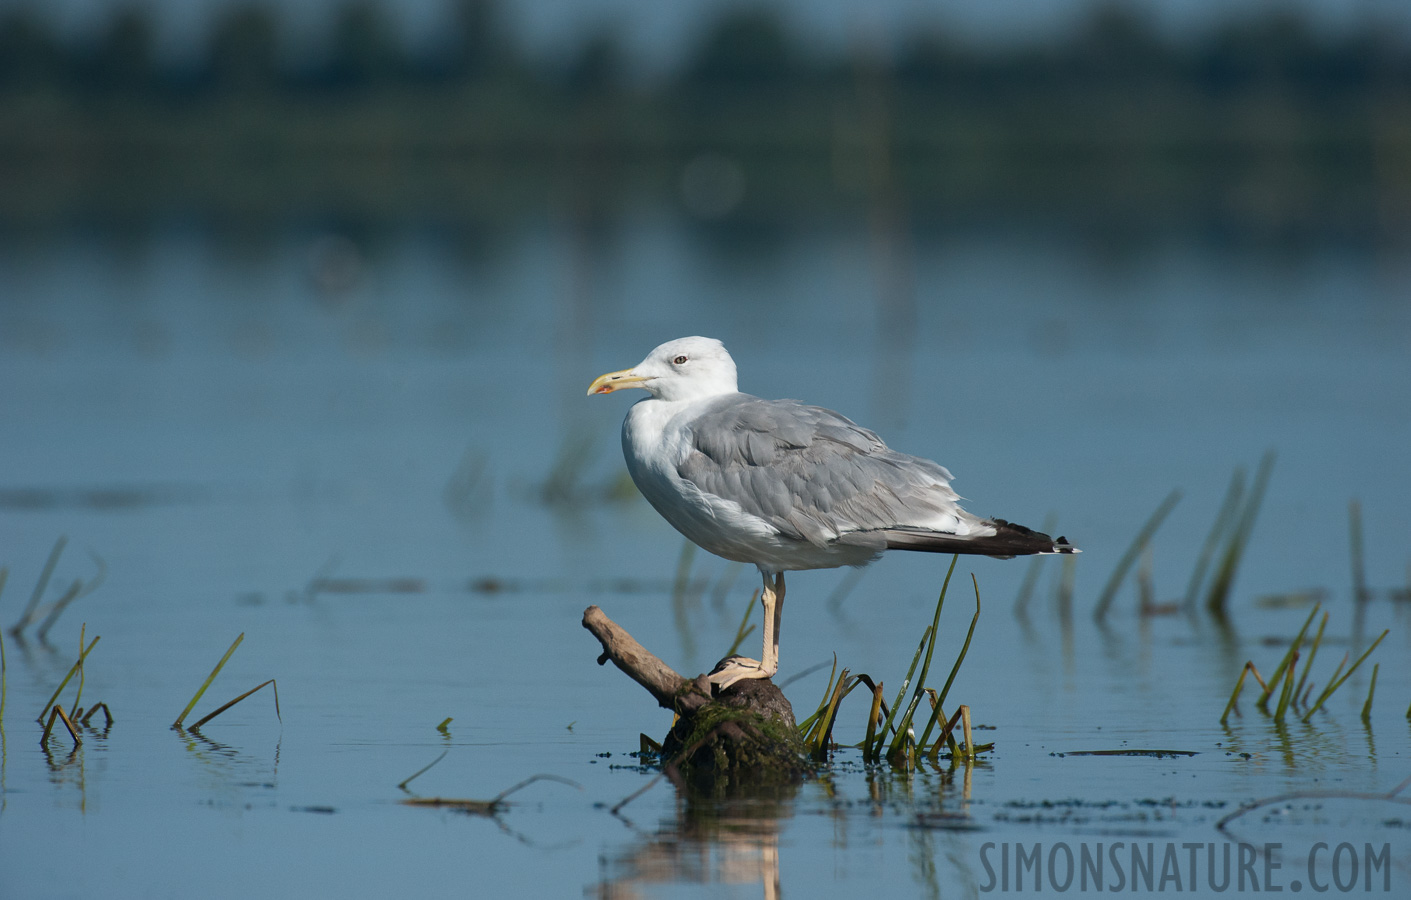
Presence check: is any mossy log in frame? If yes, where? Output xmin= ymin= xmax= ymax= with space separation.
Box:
xmin=582 ymin=605 xmax=808 ymax=789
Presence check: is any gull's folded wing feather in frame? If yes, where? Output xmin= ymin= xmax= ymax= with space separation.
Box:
xmin=676 ymin=395 xmax=976 ymax=548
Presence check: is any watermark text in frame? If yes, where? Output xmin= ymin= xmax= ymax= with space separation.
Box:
xmin=978 ymin=841 xmax=1392 ymax=893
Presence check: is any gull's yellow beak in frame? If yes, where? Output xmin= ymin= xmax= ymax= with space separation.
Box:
xmin=587 ymin=368 xmax=650 ymax=396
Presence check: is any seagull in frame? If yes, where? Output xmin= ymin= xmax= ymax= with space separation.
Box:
xmin=588 ymin=336 xmax=1076 ymax=690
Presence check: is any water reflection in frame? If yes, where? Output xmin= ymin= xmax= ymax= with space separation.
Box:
xmin=173 ymin=727 xmax=281 ymax=804
xmin=42 ymin=744 xmax=88 ymax=811
xmin=39 ymin=714 xmax=114 ymax=812
xmin=598 ymin=785 xmax=795 ymax=899
xmin=906 ymin=826 xmax=984 ymax=899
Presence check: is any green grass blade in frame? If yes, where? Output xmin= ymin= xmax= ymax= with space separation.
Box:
xmin=1361 ymin=664 xmax=1378 ymax=722
xmin=796 ymin=654 xmax=838 ymax=737
xmin=884 ymin=694 xmax=922 ymax=763
xmin=1219 ymin=663 xmax=1252 ymax=725
xmin=811 ymin=670 xmax=854 ymax=757
xmin=1273 ymin=651 xmax=1298 ymax=722
xmin=190 ymin=678 xmax=279 ymax=730
xmin=863 ymin=680 xmax=883 ymax=755
xmin=671 ymin=538 xmax=696 ymax=605
xmin=708 ymin=562 xmax=744 ymax=612
xmin=1319 ymin=655 xmax=1348 ymax=702
xmin=73 ymin=622 xmax=87 ymax=712
xmin=826 ymin=567 xmax=867 ymax=613
xmin=842 ymin=674 xmax=887 ymax=750
xmin=878 ymin=628 xmax=930 ymax=759
xmin=1094 ymin=490 xmax=1181 ymax=620
xmin=886 ymin=556 xmax=960 ymax=760
xmin=1302 ymin=630 xmax=1389 ymax=723
xmin=1292 ymin=611 xmax=1327 ymax=705
xmin=916 ymin=574 xmax=981 ymax=750
xmin=489 ymin=773 xmax=583 ymax=805
xmin=173 ymin=633 xmax=244 ymax=728
xmin=35 ymin=579 xmax=83 ymax=644
xmin=81 ymin=702 xmax=112 ymax=728
xmin=929 ymin=706 xmax=964 ymax=760
xmin=1136 ymin=544 xmax=1156 ymax=613
xmin=961 ymin=705 xmax=974 ymax=761
xmin=37 ymin=635 xmax=99 ymax=724
xmin=41 ymin=704 xmax=82 ymax=747
xmin=938 ymin=575 xmax=983 ymax=709
xmin=912 ymin=689 xmax=938 ymax=763
xmin=876 ymin=556 xmax=957 ymax=759
xmin=1183 ymin=468 xmax=1245 ymax=610
xmin=1206 ymin=451 xmax=1275 ymax=614
xmin=1057 ymin=554 xmax=1076 ymax=618
xmin=0 ymin=566 xmax=8 ymax=722
xmin=1349 ymin=499 xmax=1367 ymax=602
xmin=1258 ymin=604 xmax=1320 ymax=708
xmin=725 ymin=590 xmax=759 ymax=657
xmin=671 ymin=540 xmax=697 ymax=660
xmin=398 ymin=750 xmax=448 ymax=792
xmin=13 ymin=536 xmax=66 ymax=634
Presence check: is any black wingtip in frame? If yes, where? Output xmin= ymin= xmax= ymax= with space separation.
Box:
xmin=883 ymin=518 xmax=1078 ymax=558
xmin=994 ymin=518 xmax=1078 ymax=555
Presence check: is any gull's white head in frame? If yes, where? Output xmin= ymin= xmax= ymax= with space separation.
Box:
xmin=587 ymin=336 xmax=738 ymax=403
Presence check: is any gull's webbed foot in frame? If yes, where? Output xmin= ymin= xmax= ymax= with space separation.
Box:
xmin=706 ymin=655 xmax=778 ymax=694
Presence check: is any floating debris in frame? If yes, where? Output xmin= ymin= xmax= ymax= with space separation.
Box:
xmin=400 ymin=773 xmax=581 ymax=816
xmin=1057 ymin=750 xmax=1199 ymax=759
xmin=309 ymin=577 xmax=426 ymax=595
xmin=0 ymin=484 xmax=204 ymax=511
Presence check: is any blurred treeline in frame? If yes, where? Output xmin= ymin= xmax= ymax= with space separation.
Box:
xmin=2 ymin=0 xmax=1409 ymax=240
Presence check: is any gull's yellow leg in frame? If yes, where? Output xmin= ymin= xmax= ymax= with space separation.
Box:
xmin=773 ymin=575 xmax=784 ymax=674
xmin=754 ymin=572 xmax=784 ymax=678
xmin=709 ymin=571 xmax=782 ymax=691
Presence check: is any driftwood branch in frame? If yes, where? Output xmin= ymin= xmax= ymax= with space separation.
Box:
xmin=583 ymin=604 xmax=805 ymax=790
xmin=582 ymin=605 xmax=707 ymax=714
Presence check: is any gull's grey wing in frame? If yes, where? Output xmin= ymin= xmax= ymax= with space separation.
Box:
xmin=677 ymin=394 xmax=970 ymax=547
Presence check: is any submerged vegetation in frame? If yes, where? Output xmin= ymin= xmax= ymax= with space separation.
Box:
xmin=1002 ymin=452 xmax=1405 ymax=733
xmin=1092 ymin=489 xmax=1181 ymax=621
xmin=1219 ymin=601 xmax=1390 ymax=725
xmin=1201 ymin=452 xmax=1278 ymax=616
xmin=398 ymin=752 xmax=581 ymax=814
xmin=6 ymin=536 xmax=105 ymax=642
xmin=1089 ymin=454 xmax=1280 ymax=622
xmin=173 ymin=632 xmax=280 ymax=731
xmin=8 ymin=538 xmax=279 ymax=748
xmin=1 ymin=540 xmax=113 ymax=747
xmin=36 ymin=624 xmax=111 ymax=748
xmin=797 ymin=556 xmax=988 ymax=769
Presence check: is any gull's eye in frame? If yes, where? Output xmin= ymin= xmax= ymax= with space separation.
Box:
xmin=672 ymin=355 xmax=688 ymax=365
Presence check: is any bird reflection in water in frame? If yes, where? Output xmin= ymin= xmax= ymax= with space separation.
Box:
xmin=594 ymin=784 xmax=795 ymax=900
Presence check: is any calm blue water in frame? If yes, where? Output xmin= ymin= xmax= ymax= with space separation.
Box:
xmin=1 ymin=216 xmax=1409 ymax=897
